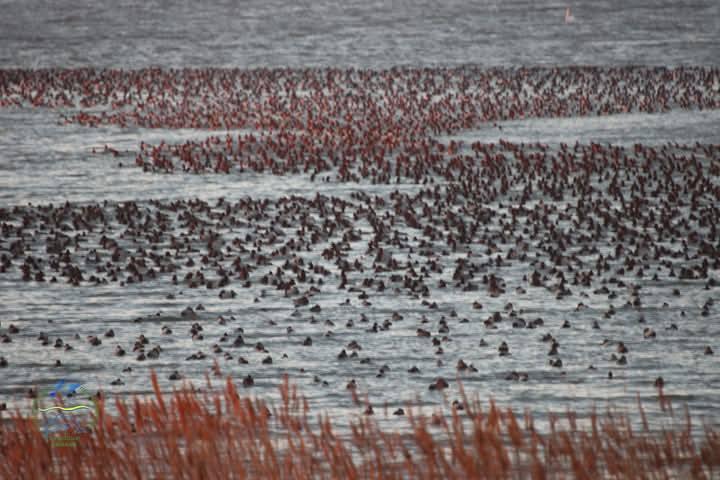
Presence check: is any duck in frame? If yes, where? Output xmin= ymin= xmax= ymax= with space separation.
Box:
xmin=428 ymin=377 xmax=449 ymax=391
xmin=186 ymin=351 xmax=206 ymax=361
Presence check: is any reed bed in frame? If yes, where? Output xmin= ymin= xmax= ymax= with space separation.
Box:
xmin=1 ymin=372 xmax=718 ymax=479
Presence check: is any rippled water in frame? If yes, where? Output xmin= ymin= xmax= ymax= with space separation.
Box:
xmin=1 ymin=0 xmax=719 ymax=68
xmin=1 ymin=0 xmax=719 ymax=435
xmin=2 ymin=108 xmax=718 ymax=431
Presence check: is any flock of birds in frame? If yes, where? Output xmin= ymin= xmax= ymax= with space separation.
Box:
xmin=0 ymin=66 xmax=718 ymax=415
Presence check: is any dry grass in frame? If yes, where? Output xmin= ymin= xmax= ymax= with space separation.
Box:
xmin=1 ymin=373 xmax=718 ymax=479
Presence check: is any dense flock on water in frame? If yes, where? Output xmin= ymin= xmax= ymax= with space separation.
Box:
xmin=0 ymin=66 xmax=718 ymax=427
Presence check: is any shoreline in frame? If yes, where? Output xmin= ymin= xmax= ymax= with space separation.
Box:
xmin=1 ymin=372 xmax=718 ymax=479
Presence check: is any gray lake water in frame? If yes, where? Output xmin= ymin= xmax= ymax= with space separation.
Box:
xmin=0 ymin=0 xmax=719 ymax=435
xmin=2 ymin=0 xmax=719 ymax=68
